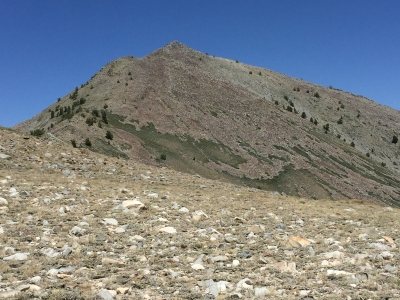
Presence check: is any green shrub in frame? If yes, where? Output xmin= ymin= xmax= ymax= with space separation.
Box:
xmin=101 ymin=110 xmax=108 ymax=124
xmin=392 ymin=135 xmax=398 ymax=144
xmin=274 ymin=100 xmax=279 ymax=105
xmin=284 ymin=95 xmax=289 ymax=101
xmin=71 ymin=139 xmax=77 ymax=148
xmin=85 ymin=138 xmax=92 ymax=147
xmin=286 ymin=106 xmax=293 ymax=112
xmin=366 ymin=152 xmax=370 ymax=157
xmin=160 ymin=153 xmax=166 ymax=160
xmin=337 ymin=117 xmax=343 ymax=124
xmin=350 ymin=141 xmax=355 ymax=147
xmin=30 ymin=129 xmax=45 ymax=137
xmin=314 ymin=92 xmax=320 ymax=98
xmin=106 ymin=130 xmax=113 ymax=140
xmin=86 ymin=117 xmax=95 ymax=126
xmin=301 ymin=112 xmax=307 ymax=119
xmin=249 ymin=71 xmax=252 ymax=75
xmin=51 ymin=110 xmax=55 ymax=119
xmin=92 ymin=109 xmax=100 ymax=117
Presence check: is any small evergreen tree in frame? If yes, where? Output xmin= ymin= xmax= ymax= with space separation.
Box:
xmin=105 ymin=130 xmax=113 ymax=140
xmin=84 ymin=138 xmax=92 ymax=147
xmin=101 ymin=110 xmax=108 ymax=124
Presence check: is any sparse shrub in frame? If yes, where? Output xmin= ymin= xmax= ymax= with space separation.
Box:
xmin=103 ymin=104 xmax=108 ymax=109
xmin=69 ymin=87 xmax=78 ymax=100
xmin=51 ymin=110 xmax=55 ymax=119
xmin=381 ymin=162 xmax=386 ymax=167
xmin=117 ymin=80 xmax=120 ymax=83
xmin=301 ymin=112 xmax=307 ymax=119
xmin=350 ymin=141 xmax=355 ymax=147
xmin=128 ymin=72 xmax=131 ymax=75
xmin=289 ymin=100 xmax=294 ymax=107
xmin=340 ymin=103 xmax=345 ymax=109
xmin=284 ymin=95 xmax=289 ymax=101
xmin=125 ymin=82 xmax=128 ymax=86
xmin=323 ymin=123 xmax=329 ymax=133
xmin=57 ymin=97 xmax=61 ymax=102
xmin=235 ymin=60 xmax=239 ymax=63
xmin=79 ymin=97 xmax=86 ymax=105
xmin=310 ymin=117 xmax=314 ymax=123
xmin=50 ymin=123 xmax=53 ymax=128
xmin=392 ymin=135 xmax=398 ymax=144
xmin=84 ymin=138 xmax=92 ymax=147
xmin=366 ymin=152 xmax=370 ymax=157
xmin=106 ymin=130 xmax=113 ymax=140
xmin=98 ymin=120 xmax=102 ymax=128
xmin=86 ymin=117 xmax=95 ymax=126
xmin=337 ymin=117 xmax=343 ymax=124
xmin=286 ymin=106 xmax=293 ymax=112
xmin=101 ymin=110 xmax=108 ymax=124
xmin=337 ymin=134 xmax=341 ymax=138
xmin=92 ymin=109 xmax=100 ymax=117
xmin=306 ymin=90 xmax=309 ymax=93
xmin=314 ymin=119 xmax=318 ymax=125
xmin=274 ymin=100 xmax=279 ymax=105
xmin=90 ymin=85 xmax=93 ymax=89
xmin=314 ymin=92 xmax=320 ymax=98
xmin=160 ymin=153 xmax=166 ymax=160
xmin=71 ymin=139 xmax=77 ymax=148
xmin=30 ymin=129 xmax=45 ymax=137
xmin=249 ymin=71 xmax=252 ymax=74
xmin=258 ymin=71 xmax=262 ymax=76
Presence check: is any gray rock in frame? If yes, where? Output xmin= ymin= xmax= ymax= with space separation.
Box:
xmin=69 ymin=226 xmax=86 ymax=236
xmin=97 ymin=290 xmax=114 ymax=300
xmin=237 ymin=252 xmax=252 ymax=259
xmin=62 ymin=247 xmax=73 ymax=256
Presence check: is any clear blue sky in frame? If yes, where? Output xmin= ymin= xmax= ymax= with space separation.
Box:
xmin=1 ymin=1 xmax=399 ymax=127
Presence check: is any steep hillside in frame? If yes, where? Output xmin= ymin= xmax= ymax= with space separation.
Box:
xmin=1 ymin=125 xmax=400 ymax=300
xmin=14 ymin=41 xmax=400 ymax=205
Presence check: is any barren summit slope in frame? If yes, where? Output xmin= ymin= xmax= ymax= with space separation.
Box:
xmin=1 ymin=125 xmax=400 ymax=299
xmin=14 ymin=41 xmax=400 ymax=205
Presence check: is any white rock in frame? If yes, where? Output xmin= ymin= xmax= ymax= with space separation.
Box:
xmin=327 ymin=269 xmax=353 ymax=276
xmin=159 ymin=226 xmax=177 ymax=234
xmin=102 ymin=218 xmax=118 ymax=226
xmin=3 ymin=253 xmax=29 ymax=261
xmin=0 ymin=154 xmax=10 ymax=159
xmin=255 ymin=287 xmax=270 ymax=297
xmin=30 ymin=276 xmax=41 ymax=283
xmin=321 ymin=251 xmax=345 ymax=259
xmin=0 ymin=197 xmax=7 ymax=205
xmin=41 ymin=248 xmax=60 ymax=258
xmin=147 ymin=192 xmax=158 ymax=199
xmin=191 ymin=263 xmax=205 ymax=270
xmin=179 ymin=207 xmax=190 ymax=213
xmin=114 ymin=226 xmax=126 ymax=233
xmin=121 ymin=199 xmax=145 ymax=210
xmin=232 ymin=259 xmax=240 ymax=267
xmin=236 ymin=278 xmax=253 ymax=290
xmin=69 ymin=226 xmax=86 ymax=236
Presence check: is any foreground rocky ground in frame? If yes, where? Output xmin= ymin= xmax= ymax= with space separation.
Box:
xmin=1 ymin=127 xmax=400 ymax=299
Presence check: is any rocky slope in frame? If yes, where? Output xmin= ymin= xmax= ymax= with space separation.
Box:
xmin=1 ymin=127 xmax=400 ymax=299
xmin=14 ymin=41 xmax=400 ymax=205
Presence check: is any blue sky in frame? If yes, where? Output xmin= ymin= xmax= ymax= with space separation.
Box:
xmin=1 ymin=1 xmax=399 ymax=127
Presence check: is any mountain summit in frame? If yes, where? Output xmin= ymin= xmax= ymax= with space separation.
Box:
xmin=14 ymin=42 xmax=400 ymax=205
